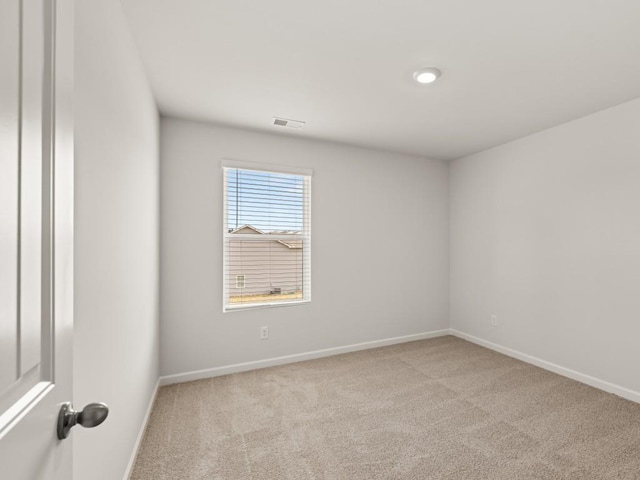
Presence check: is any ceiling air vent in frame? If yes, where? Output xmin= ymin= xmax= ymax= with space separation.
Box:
xmin=272 ymin=117 xmax=305 ymax=129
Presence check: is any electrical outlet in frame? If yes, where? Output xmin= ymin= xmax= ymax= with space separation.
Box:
xmin=491 ymin=315 xmax=498 ymax=327
xmin=260 ymin=326 xmax=269 ymax=339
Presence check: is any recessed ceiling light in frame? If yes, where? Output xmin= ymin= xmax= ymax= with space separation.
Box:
xmin=413 ymin=67 xmax=441 ymax=84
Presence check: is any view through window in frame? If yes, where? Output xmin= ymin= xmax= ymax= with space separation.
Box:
xmin=223 ymin=163 xmax=311 ymax=310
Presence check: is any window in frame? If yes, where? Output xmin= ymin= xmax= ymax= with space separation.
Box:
xmin=223 ymin=160 xmax=311 ymax=310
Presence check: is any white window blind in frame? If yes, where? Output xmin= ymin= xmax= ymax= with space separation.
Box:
xmin=223 ymin=161 xmax=311 ymax=310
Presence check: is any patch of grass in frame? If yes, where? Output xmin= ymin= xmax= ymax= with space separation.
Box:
xmin=230 ymin=291 xmax=303 ymax=304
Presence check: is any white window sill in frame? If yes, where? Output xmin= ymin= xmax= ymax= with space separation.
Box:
xmin=223 ymin=299 xmax=310 ymax=313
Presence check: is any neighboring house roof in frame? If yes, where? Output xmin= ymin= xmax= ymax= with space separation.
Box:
xmin=230 ymin=225 xmax=302 ymax=249
xmin=230 ymin=225 xmax=264 ymax=235
xmin=277 ymin=240 xmax=302 ymax=249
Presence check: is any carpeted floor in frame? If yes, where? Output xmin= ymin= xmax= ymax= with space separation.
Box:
xmin=131 ymin=336 xmax=640 ymax=479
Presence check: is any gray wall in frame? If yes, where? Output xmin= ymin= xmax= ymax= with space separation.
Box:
xmin=160 ymin=118 xmax=449 ymax=377
xmin=74 ymin=0 xmax=159 ymax=478
xmin=450 ymin=97 xmax=640 ymax=394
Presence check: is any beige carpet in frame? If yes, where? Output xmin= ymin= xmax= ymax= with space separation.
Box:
xmin=131 ymin=336 xmax=640 ymax=479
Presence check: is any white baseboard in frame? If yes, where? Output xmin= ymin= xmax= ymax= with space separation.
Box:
xmin=159 ymin=329 xmax=451 ymax=386
xmin=123 ymin=379 xmax=160 ymax=480
xmin=451 ymin=329 xmax=640 ymax=404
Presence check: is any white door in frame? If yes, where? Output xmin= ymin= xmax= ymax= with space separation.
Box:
xmin=0 ymin=0 xmax=75 ymax=478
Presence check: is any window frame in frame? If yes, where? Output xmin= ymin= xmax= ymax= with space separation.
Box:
xmin=222 ymin=159 xmax=312 ymax=312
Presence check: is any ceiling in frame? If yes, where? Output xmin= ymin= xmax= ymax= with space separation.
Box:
xmin=122 ymin=0 xmax=640 ymax=160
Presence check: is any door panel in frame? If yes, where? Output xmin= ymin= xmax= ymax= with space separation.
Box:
xmin=0 ymin=0 xmax=20 ymax=394
xmin=0 ymin=0 xmax=74 ymax=478
xmin=0 ymin=0 xmax=47 ymax=415
xmin=20 ymin=0 xmax=46 ymax=376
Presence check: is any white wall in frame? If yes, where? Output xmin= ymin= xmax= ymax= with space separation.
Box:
xmin=160 ymin=118 xmax=449 ymax=377
xmin=74 ymin=0 xmax=159 ymax=479
xmin=450 ymin=98 xmax=640 ymax=394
